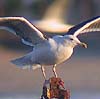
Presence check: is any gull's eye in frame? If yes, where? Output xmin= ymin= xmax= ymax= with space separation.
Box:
xmin=70 ymin=38 xmax=73 ymax=40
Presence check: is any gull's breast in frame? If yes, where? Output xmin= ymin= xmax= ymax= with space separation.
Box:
xmin=36 ymin=46 xmax=73 ymax=65
xmin=31 ymin=39 xmax=73 ymax=66
xmin=54 ymin=45 xmax=73 ymax=65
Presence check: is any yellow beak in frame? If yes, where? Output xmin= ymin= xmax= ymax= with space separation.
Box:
xmin=80 ymin=42 xmax=88 ymax=48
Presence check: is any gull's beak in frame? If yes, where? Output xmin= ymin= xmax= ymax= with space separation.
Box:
xmin=80 ymin=42 xmax=88 ymax=48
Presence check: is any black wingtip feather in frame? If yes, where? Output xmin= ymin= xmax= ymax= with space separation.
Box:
xmin=67 ymin=16 xmax=100 ymax=35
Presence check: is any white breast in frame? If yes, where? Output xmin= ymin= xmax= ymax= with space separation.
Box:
xmin=54 ymin=44 xmax=73 ymax=64
xmin=30 ymin=37 xmax=74 ymax=66
xmin=47 ymin=37 xmax=74 ymax=65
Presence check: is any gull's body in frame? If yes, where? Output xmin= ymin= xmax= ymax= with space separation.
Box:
xmin=0 ymin=16 xmax=100 ymax=79
xmin=15 ymin=36 xmax=73 ymax=67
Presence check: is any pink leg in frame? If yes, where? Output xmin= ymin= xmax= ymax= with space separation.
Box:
xmin=41 ymin=66 xmax=46 ymax=80
xmin=52 ymin=64 xmax=57 ymax=77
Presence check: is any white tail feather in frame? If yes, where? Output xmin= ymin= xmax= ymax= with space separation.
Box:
xmin=11 ymin=55 xmax=41 ymax=70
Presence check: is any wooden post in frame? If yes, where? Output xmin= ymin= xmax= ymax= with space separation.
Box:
xmin=41 ymin=77 xmax=70 ymax=99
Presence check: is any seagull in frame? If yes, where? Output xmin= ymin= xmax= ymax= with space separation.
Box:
xmin=0 ymin=16 xmax=100 ymax=79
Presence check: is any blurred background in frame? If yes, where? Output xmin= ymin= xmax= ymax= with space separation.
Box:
xmin=0 ymin=0 xmax=100 ymax=99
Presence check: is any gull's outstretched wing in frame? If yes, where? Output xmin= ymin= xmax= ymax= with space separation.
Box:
xmin=67 ymin=16 xmax=100 ymax=36
xmin=0 ymin=17 xmax=46 ymax=46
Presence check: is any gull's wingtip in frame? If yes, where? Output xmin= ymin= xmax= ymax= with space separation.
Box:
xmin=67 ymin=16 xmax=100 ymax=36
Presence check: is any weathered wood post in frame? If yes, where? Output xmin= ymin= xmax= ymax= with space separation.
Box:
xmin=41 ymin=77 xmax=70 ymax=99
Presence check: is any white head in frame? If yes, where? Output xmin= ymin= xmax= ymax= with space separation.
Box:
xmin=63 ymin=35 xmax=87 ymax=48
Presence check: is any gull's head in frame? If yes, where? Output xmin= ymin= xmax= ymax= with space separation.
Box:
xmin=64 ymin=35 xmax=87 ymax=48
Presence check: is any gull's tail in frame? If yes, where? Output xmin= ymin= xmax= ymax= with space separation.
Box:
xmin=11 ymin=55 xmax=41 ymax=70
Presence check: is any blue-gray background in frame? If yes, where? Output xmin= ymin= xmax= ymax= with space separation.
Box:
xmin=0 ymin=0 xmax=100 ymax=99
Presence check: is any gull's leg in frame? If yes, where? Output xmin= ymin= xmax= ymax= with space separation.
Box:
xmin=41 ymin=66 xmax=46 ymax=80
xmin=52 ymin=64 xmax=57 ymax=78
